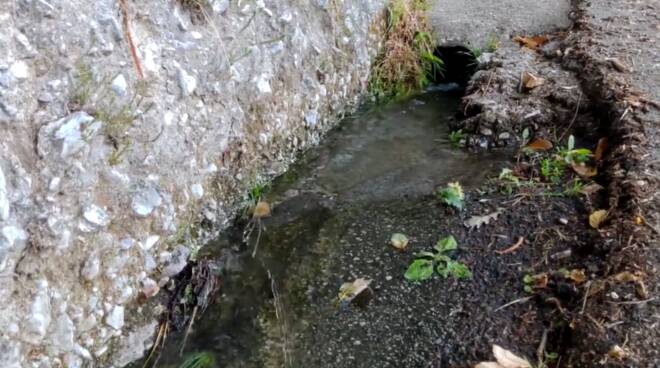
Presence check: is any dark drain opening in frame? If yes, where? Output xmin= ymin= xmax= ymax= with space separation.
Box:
xmin=429 ymin=46 xmax=478 ymax=86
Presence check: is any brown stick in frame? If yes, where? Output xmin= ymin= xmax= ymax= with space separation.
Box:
xmin=495 ymin=236 xmax=525 ymax=254
xmin=118 ymin=0 xmax=144 ymax=79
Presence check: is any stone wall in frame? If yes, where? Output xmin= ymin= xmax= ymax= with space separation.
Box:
xmin=0 ymin=0 xmax=386 ymax=366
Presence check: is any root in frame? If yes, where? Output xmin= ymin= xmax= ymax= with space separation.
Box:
xmin=118 ymin=0 xmax=144 ymax=79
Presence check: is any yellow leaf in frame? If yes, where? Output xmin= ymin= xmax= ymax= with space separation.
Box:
xmin=612 ymin=271 xmax=641 ymax=283
xmin=253 ymin=201 xmax=271 ymax=218
xmin=589 ymin=210 xmax=608 ymax=229
xmin=608 ymin=345 xmax=627 ymax=360
xmin=390 ymin=233 xmax=409 ymax=251
xmin=568 ymin=269 xmax=587 ymax=284
xmin=513 ymin=35 xmax=550 ymax=50
xmin=571 ymin=162 xmax=597 ymax=177
xmin=524 ymin=138 xmax=553 ymax=151
xmin=492 ymin=345 xmax=532 ymax=368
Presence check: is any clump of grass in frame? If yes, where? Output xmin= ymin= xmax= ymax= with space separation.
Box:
xmin=179 ymin=0 xmax=211 ymax=23
xmin=177 ymin=350 xmax=216 ymax=368
xmin=369 ymin=0 xmax=443 ymax=101
xmin=485 ymin=33 xmax=500 ymax=52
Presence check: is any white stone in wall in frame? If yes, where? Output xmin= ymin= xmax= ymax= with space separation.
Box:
xmin=0 ymin=165 xmax=8 ymax=221
xmin=131 ymin=185 xmax=162 ymax=217
xmin=104 ymin=305 xmax=124 ymax=330
xmin=23 ymin=287 xmax=52 ymax=343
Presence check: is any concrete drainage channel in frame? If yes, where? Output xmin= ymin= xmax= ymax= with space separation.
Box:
xmin=2 ymin=0 xmax=657 ymax=367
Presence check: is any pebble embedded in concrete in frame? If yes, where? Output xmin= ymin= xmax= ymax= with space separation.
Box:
xmin=104 ymin=305 xmax=124 ymax=330
xmin=131 ymin=185 xmax=162 ymax=217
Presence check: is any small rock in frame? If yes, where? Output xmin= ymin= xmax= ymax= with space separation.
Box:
xmin=140 ymin=278 xmax=159 ymax=298
xmin=211 ymin=0 xmax=229 ymax=13
xmin=104 ymin=305 xmax=124 ymax=330
xmin=131 ymin=186 xmax=162 ymax=217
xmin=256 ymin=75 xmax=272 ymax=94
xmin=9 ymin=60 xmax=29 ymax=79
xmin=163 ymin=245 xmax=190 ymax=277
xmin=559 ymin=217 xmax=569 ymax=225
xmin=111 ymin=74 xmax=128 ymax=96
xmin=0 ymin=164 xmax=10 ymax=221
xmin=191 ymin=183 xmax=204 ymax=199
xmin=82 ymin=204 xmax=111 ymax=228
xmin=51 ymin=314 xmax=75 ymax=352
xmin=141 ymin=235 xmax=160 ymax=250
xmin=24 ymin=289 xmax=52 ymax=343
xmin=40 ymin=112 xmax=97 ymax=158
xmin=498 ymin=132 xmax=511 ymax=140
xmin=177 ymin=68 xmax=197 ymax=97
xmin=479 ymin=127 xmax=493 ymax=136
xmin=81 ymin=257 xmax=101 ymax=280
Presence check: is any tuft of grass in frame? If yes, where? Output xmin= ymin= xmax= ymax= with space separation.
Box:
xmin=448 ymin=129 xmax=466 ymax=148
xmin=485 ymin=33 xmax=500 ymax=52
xmin=177 ymin=351 xmax=216 ymax=368
xmin=369 ymin=0 xmax=443 ymax=101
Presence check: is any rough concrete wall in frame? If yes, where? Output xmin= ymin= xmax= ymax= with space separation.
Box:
xmin=0 ymin=0 xmax=386 ymax=366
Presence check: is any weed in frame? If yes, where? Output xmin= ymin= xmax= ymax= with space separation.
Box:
xmin=177 ymin=351 xmax=216 ymax=368
xmin=558 ymin=135 xmax=592 ymax=164
xmin=405 ymin=235 xmax=472 ymax=281
xmin=69 ymin=62 xmax=94 ymax=110
xmin=563 ymin=178 xmax=584 ymax=197
xmin=448 ymin=129 xmax=465 ymax=148
xmin=540 ymin=158 xmax=566 ymax=183
xmin=369 ymin=0 xmax=443 ymax=101
xmin=498 ymin=168 xmax=520 ymax=195
xmin=485 ymin=34 xmax=500 ymax=52
xmin=438 ymin=182 xmax=464 ymax=210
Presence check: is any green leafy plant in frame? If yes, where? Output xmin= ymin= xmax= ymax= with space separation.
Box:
xmin=559 ymin=135 xmax=592 ymax=164
xmin=540 ymin=158 xmax=566 ymax=183
xmin=438 ymin=182 xmax=464 ymax=210
xmin=498 ymin=168 xmax=520 ymax=194
xmin=448 ymin=129 xmax=466 ymax=148
xmin=405 ymin=235 xmax=472 ymax=281
xmin=485 ymin=34 xmax=500 ymax=52
xmin=177 ymin=351 xmax=216 ymax=368
xmin=563 ymin=178 xmax=584 ymax=197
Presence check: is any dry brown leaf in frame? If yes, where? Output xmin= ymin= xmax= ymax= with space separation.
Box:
xmin=594 ymin=137 xmax=608 ymax=161
xmin=613 ymin=271 xmax=641 ymax=283
xmin=533 ymin=273 xmax=549 ymax=289
xmin=608 ymin=345 xmax=627 ymax=360
xmin=253 ymin=201 xmax=271 ymax=218
xmin=606 ymin=58 xmax=630 ymax=73
xmin=514 ymin=35 xmax=550 ymax=50
xmin=571 ymin=162 xmax=598 ymax=177
xmin=492 ymin=345 xmax=532 ymax=368
xmin=464 ymin=208 xmax=504 ymax=230
xmin=524 ymin=138 xmax=553 ymax=151
xmin=338 ymin=278 xmax=373 ymax=307
xmin=580 ymin=183 xmax=604 ymax=196
xmin=521 ymin=71 xmax=545 ymax=90
xmin=589 ymin=210 xmax=608 ymax=229
xmin=568 ymin=269 xmax=587 ymax=284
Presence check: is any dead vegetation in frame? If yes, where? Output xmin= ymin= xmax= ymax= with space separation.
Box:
xmin=369 ymin=0 xmax=443 ymax=100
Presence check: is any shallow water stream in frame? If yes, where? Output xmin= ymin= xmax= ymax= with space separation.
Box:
xmin=139 ymin=89 xmax=512 ymax=367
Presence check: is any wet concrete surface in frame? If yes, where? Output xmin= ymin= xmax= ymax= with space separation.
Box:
xmin=135 ymin=90 xmax=578 ymax=367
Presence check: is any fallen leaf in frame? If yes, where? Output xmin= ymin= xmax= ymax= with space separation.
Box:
xmin=568 ymin=269 xmax=587 ymax=284
xmin=533 ymin=273 xmax=549 ymax=289
xmin=390 ymin=233 xmax=409 ymax=251
xmin=612 ymin=271 xmax=641 ymax=283
xmin=636 ymin=279 xmax=649 ymax=299
xmin=634 ymin=216 xmax=644 ymax=225
xmin=492 ymin=345 xmax=532 ymax=368
xmin=338 ymin=278 xmax=373 ymax=308
xmin=594 ymin=138 xmax=608 ymax=161
xmin=464 ymin=208 xmax=504 ymax=230
xmin=513 ymin=35 xmax=550 ymax=50
xmin=589 ymin=210 xmax=608 ymax=229
xmin=253 ymin=201 xmax=271 ymax=218
xmin=571 ymin=162 xmax=597 ymax=177
xmin=608 ymin=345 xmax=627 ymax=360
xmin=521 ymin=71 xmax=545 ymax=90
xmin=495 ymin=237 xmax=525 ymax=255
xmin=580 ymin=183 xmax=604 ymax=196
xmin=524 ymin=138 xmax=553 ymax=151
xmin=605 ymin=58 xmax=630 ymax=73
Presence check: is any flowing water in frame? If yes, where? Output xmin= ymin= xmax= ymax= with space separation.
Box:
xmin=137 ymin=88 xmax=512 ymax=367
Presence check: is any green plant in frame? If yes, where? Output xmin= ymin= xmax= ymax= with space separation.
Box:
xmin=540 ymin=158 xmax=566 ymax=183
xmin=438 ymin=182 xmax=464 ymax=210
xmin=448 ymin=129 xmax=465 ymax=148
xmin=369 ymin=0 xmax=444 ymax=101
xmin=563 ymin=178 xmax=584 ymax=196
xmin=485 ymin=34 xmax=500 ymax=52
xmin=405 ymin=235 xmax=472 ymax=281
xmin=498 ymin=168 xmax=520 ymax=194
xmin=177 ymin=351 xmax=216 ymax=368
xmin=558 ymin=135 xmax=592 ymax=164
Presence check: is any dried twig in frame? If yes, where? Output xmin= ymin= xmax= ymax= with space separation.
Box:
xmin=495 ymin=236 xmax=525 ymax=254
xmin=118 ymin=0 xmax=144 ymax=79
xmin=493 ymin=296 xmax=533 ymax=312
